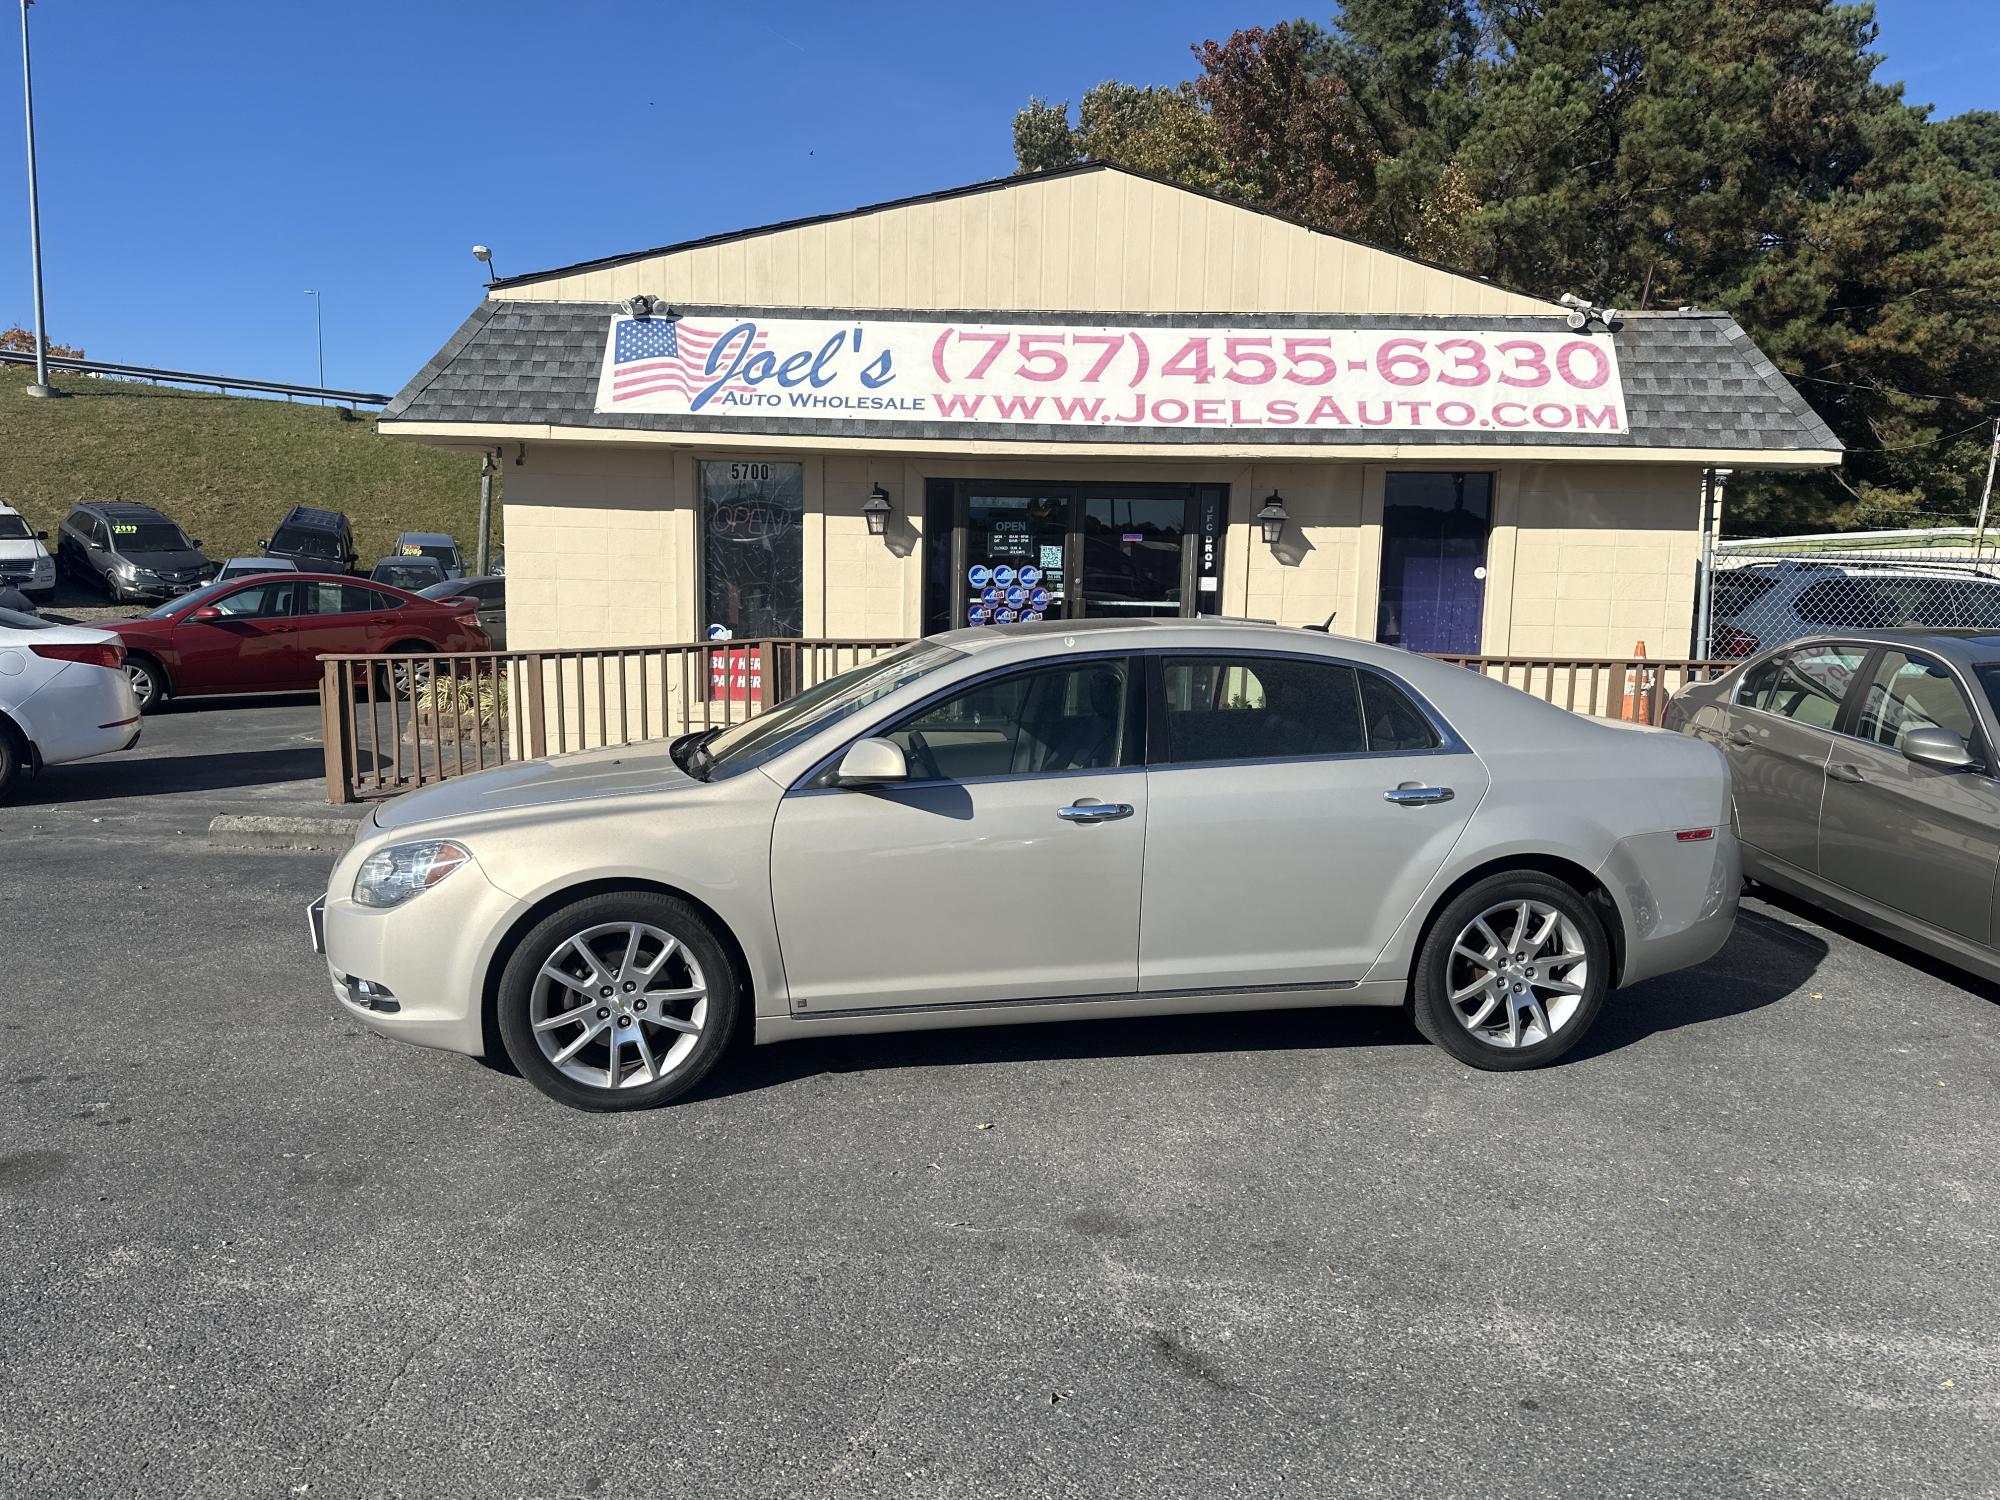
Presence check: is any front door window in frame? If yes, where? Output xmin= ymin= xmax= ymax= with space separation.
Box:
xmin=1377 ymin=472 xmax=1493 ymax=654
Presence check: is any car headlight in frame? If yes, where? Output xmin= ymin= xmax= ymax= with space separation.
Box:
xmin=352 ymin=839 xmax=471 ymax=908
xmin=113 ymin=559 xmax=140 ymax=579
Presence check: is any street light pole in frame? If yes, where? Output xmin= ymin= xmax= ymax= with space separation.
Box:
xmin=303 ymin=289 xmax=325 ymax=405
xmin=18 ymin=0 xmax=54 ymax=397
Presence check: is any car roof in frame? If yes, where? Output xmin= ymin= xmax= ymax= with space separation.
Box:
xmin=276 ymin=505 xmax=349 ymax=530
xmin=1764 ymin=628 xmax=2000 ymax=664
xmin=374 ymin=555 xmax=442 ymax=567
xmin=396 ymin=531 xmax=455 ymax=545
xmin=73 ymin=499 xmax=172 ymax=520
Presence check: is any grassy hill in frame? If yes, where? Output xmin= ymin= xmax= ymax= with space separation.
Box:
xmin=0 ymin=364 xmax=499 ymax=566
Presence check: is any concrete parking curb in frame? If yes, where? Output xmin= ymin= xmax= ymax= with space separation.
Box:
xmin=207 ymin=814 xmax=364 ymax=851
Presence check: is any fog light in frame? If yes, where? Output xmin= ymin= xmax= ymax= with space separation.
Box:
xmin=340 ymin=975 xmax=400 ymax=1012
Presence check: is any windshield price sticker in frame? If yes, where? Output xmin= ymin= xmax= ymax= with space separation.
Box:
xmin=599 ymin=314 xmax=1627 ymax=435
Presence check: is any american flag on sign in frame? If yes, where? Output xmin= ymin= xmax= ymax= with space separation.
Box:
xmin=609 ymin=319 xmax=767 ymax=404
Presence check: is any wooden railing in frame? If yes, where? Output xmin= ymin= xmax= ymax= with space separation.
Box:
xmin=1435 ymin=655 xmax=1730 ymax=723
xmin=318 ymin=641 xmax=1733 ymax=803
xmin=318 ymin=638 xmax=903 ymax=803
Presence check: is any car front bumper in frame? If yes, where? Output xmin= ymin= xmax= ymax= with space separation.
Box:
xmin=313 ymin=851 xmax=519 ymax=1057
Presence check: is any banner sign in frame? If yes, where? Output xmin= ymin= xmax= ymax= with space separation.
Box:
xmin=596 ymin=314 xmax=1628 ymax=436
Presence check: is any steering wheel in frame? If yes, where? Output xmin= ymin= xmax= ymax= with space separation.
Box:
xmin=903 ymin=729 xmax=944 ymax=782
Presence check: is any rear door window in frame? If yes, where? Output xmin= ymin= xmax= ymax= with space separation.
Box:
xmin=1158 ymin=655 xmax=1367 ymax=764
xmin=1740 ymin=644 xmax=1867 ymax=729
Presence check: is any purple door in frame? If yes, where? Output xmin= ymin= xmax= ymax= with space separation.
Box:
xmin=1376 ymin=473 xmax=1492 ymax=655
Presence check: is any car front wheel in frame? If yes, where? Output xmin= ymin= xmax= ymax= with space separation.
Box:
xmin=496 ymin=891 xmax=742 ymax=1111
xmin=1411 ymin=872 xmax=1610 ymax=1071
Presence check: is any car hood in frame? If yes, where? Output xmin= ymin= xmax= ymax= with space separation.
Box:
xmin=371 ymin=740 xmax=696 ymax=832
xmin=0 ymin=538 xmax=49 ymax=565
xmin=119 ymin=547 xmax=208 ymax=572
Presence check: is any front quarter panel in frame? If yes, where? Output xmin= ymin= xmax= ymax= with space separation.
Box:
xmin=333 ymin=768 xmax=795 ymax=1053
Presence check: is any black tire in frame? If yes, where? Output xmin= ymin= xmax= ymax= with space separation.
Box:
xmin=496 ymin=890 xmax=743 ymax=1112
xmin=0 ymin=723 xmax=21 ymax=802
xmin=125 ymin=654 xmax=169 ymax=715
xmin=1410 ymin=872 xmax=1610 ymax=1072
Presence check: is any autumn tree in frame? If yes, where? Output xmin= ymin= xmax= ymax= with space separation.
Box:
xmin=0 ymin=326 xmax=83 ymax=359
xmin=1009 ymin=2 xmax=2000 ymax=531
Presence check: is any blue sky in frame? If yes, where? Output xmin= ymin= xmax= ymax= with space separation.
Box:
xmin=0 ymin=1 xmax=1988 ymax=396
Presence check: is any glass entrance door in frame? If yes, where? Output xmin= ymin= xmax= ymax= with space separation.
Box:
xmin=963 ymin=490 xmax=1072 ymax=625
xmin=931 ymin=481 xmax=1227 ymax=633
xmin=1376 ymin=472 xmax=1493 ymax=655
xmin=1081 ymin=491 xmax=1188 ymax=619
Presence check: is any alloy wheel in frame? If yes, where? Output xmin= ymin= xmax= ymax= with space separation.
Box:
xmin=126 ymin=663 xmax=155 ymax=708
xmin=1444 ymin=899 xmax=1590 ymax=1049
xmin=528 ymin=921 xmax=708 ymax=1090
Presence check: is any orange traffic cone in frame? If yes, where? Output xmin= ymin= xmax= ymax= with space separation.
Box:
xmin=1621 ymin=641 xmax=1653 ymax=723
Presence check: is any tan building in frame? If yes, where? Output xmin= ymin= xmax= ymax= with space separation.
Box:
xmin=381 ymin=163 xmax=1840 ymax=660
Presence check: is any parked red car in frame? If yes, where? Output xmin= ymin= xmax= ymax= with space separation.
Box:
xmin=102 ymin=573 xmax=490 ymax=712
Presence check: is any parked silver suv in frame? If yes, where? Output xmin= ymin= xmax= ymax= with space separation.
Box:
xmin=1713 ymin=559 xmax=2000 ymax=657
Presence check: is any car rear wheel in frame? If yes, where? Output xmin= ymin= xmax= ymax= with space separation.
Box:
xmin=125 ymin=655 xmax=168 ymax=715
xmin=1411 ymin=873 xmax=1609 ymax=1071
xmin=496 ymin=891 xmax=742 ymax=1111
xmin=378 ymin=644 xmax=434 ymax=700
xmin=0 ymin=723 xmax=22 ymax=800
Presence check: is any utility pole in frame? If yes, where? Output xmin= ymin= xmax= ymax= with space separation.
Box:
xmin=18 ymin=0 xmax=54 ymax=397
xmin=1975 ymin=418 xmax=2000 ymax=566
xmin=304 ymin=289 xmax=325 ymax=405
xmin=477 ymin=448 xmax=497 ymax=574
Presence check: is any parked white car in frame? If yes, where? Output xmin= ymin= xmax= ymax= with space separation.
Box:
xmin=0 ymin=605 xmax=141 ymax=798
xmin=0 ymin=502 xmax=56 ymax=602
xmin=313 ymin=619 xmax=1741 ymax=1111
xmin=215 ymin=556 xmax=300 ymax=583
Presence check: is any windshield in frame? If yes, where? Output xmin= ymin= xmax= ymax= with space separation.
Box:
xmin=375 ymin=563 xmax=441 ymax=588
xmin=275 ymin=528 xmax=341 ymax=558
xmin=411 ymin=544 xmax=459 ymax=566
xmin=691 ymin=642 xmax=962 ymax=781
xmin=112 ymin=521 xmax=192 ymax=552
xmin=0 ymin=604 xmax=50 ymax=630
xmin=0 ymin=515 xmax=32 ymax=541
xmin=143 ymin=578 xmax=236 ymax=619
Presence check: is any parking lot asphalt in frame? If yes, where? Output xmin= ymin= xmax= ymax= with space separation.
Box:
xmin=2 ymin=707 xmax=1997 ymax=1500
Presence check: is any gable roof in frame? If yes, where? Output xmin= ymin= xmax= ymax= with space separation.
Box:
xmin=491 ymin=160 xmax=1552 ymax=306
xmin=382 ymin=300 xmax=1841 ymax=458
xmin=484 ymin=161 xmax=1558 ymax=319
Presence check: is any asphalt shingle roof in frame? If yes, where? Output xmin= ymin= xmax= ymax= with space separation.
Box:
xmin=383 ymin=301 xmax=1840 ymax=455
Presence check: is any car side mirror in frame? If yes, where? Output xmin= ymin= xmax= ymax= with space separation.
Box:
xmin=34 ymin=530 xmax=46 ymax=541
xmin=190 ymin=605 xmax=223 ymax=621
xmin=1903 ymin=726 xmax=1976 ymax=772
xmin=192 ymin=538 xmax=204 ymax=549
xmin=833 ymin=737 xmax=910 ymax=787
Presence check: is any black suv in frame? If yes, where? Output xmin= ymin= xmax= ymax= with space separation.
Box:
xmin=57 ymin=500 xmax=215 ymax=602
xmin=262 ymin=505 xmax=358 ymax=572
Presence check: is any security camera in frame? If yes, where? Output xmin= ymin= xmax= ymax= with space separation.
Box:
xmin=1602 ymin=308 xmax=1622 ymax=329
xmin=622 ymin=294 xmax=657 ymax=319
xmin=1558 ymin=292 xmax=1588 ymax=308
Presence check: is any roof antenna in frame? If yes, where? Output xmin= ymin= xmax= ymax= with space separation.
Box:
xmin=1305 ymin=611 xmax=1336 ymax=633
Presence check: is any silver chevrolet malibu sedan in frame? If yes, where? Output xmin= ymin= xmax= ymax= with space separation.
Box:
xmin=312 ymin=620 xmax=1739 ymax=1111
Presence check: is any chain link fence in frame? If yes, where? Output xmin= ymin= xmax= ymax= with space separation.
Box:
xmin=1706 ymin=530 xmax=2000 ymax=660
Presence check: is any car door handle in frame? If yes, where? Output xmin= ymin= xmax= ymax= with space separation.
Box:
xmin=1058 ymin=802 xmax=1133 ymax=823
xmin=1384 ymin=785 xmax=1455 ymax=806
xmin=1725 ymin=728 xmax=1754 ymax=747
xmin=1827 ymin=763 xmax=1866 ymax=783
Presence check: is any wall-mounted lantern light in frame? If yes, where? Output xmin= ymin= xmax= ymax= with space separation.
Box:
xmin=1256 ymin=490 xmax=1289 ymax=546
xmin=864 ymin=483 xmax=893 ymax=537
